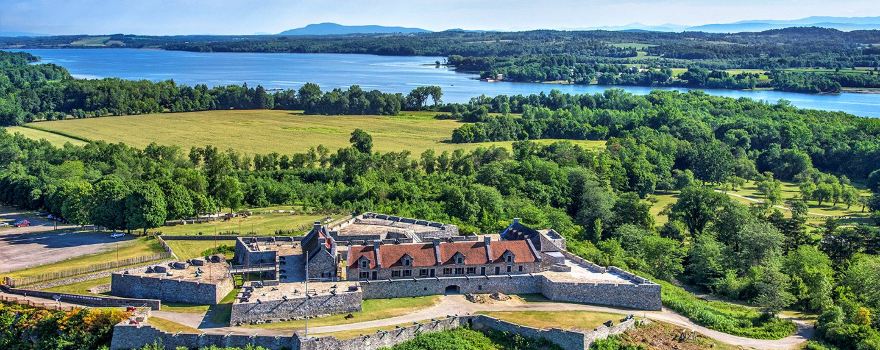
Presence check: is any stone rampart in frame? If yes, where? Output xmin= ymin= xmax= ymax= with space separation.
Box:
xmin=109 ymin=314 xmax=637 ymax=350
xmin=111 ymin=272 xmax=233 ymax=305
xmin=1 ymin=286 xmax=161 ymax=310
xmin=540 ymin=277 xmax=662 ymax=310
xmin=230 ymin=290 xmax=362 ymax=325
xmin=360 ymin=274 xmax=543 ymax=299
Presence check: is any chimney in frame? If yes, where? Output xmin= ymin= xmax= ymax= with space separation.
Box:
xmin=432 ymin=238 xmax=440 ymax=247
xmin=484 ymin=236 xmax=493 ymax=262
xmin=512 ymin=218 xmax=520 ymax=225
xmin=313 ymin=221 xmax=322 ymax=231
xmin=373 ymin=240 xmax=382 ymax=268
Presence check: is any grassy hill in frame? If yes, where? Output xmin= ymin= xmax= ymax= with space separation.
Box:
xmin=10 ymin=110 xmax=605 ymax=154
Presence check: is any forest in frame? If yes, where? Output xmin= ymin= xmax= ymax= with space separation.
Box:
xmin=5 ymin=27 xmax=880 ymax=93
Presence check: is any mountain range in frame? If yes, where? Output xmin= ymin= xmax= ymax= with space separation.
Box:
xmin=278 ymin=23 xmax=429 ymax=36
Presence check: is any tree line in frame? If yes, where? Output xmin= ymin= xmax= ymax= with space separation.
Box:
xmin=0 ymin=51 xmax=448 ymax=126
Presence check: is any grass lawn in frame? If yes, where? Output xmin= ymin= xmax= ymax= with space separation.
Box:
xmin=23 ymin=110 xmax=606 ymax=155
xmin=149 ymin=317 xmax=202 ymax=334
xmin=4 ymin=236 xmax=166 ymax=280
xmin=157 ymin=209 xmax=338 ymax=236
xmin=163 ymin=240 xmax=237 ymax=260
xmin=202 ymin=288 xmax=240 ymax=324
xmin=161 ymin=302 xmax=211 ymax=314
xmin=245 ymin=296 xmax=440 ymax=330
xmin=648 ymin=191 xmax=679 ymax=226
xmin=44 ymin=276 xmax=111 ymax=295
xmin=477 ymin=310 xmax=624 ymax=331
xmin=5 ymin=126 xmax=87 ymax=147
xmin=610 ymin=42 xmax=656 ymax=50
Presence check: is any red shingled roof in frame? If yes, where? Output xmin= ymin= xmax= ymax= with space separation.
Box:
xmin=347 ymin=240 xmax=537 ymax=269
xmin=489 ymin=240 xmax=538 ymax=263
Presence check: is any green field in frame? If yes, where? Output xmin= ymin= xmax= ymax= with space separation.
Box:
xmin=5 ymin=126 xmax=87 ymax=147
xmin=158 ymin=209 xmax=340 ymax=236
xmin=163 ymin=240 xmax=237 ymax=260
xmin=19 ymin=110 xmax=606 ymax=155
xmin=44 ymin=276 xmax=111 ymax=295
xmin=478 ymin=310 xmax=623 ymax=331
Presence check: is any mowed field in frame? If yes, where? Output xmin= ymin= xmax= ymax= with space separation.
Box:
xmin=12 ymin=110 xmax=606 ymax=154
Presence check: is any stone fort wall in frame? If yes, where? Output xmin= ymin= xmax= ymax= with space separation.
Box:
xmin=111 ymin=272 xmax=234 ymax=305
xmin=359 ymin=274 xmax=661 ymax=311
xmin=111 ymin=314 xmax=635 ymax=350
xmin=230 ymin=290 xmax=363 ymax=325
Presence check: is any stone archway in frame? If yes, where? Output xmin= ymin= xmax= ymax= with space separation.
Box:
xmin=444 ymin=285 xmax=461 ymax=294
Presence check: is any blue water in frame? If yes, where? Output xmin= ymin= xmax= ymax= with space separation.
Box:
xmin=14 ymin=48 xmax=880 ymax=117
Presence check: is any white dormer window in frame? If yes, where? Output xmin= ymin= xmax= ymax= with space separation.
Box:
xmin=503 ymin=251 xmax=514 ymax=264
xmin=401 ymin=254 xmax=412 ymax=267
xmin=506 ymin=255 xmax=512 ymax=263
xmin=452 ymin=252 xmax=465 ymax=265
xmin=360 ymin=258 xmax=369 ymax=269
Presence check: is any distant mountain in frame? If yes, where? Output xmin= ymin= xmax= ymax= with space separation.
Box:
xmin=686 ymin=16 xmax=880 ymax=33
xmin=0 ymin=31 xmax=48 ymax=37
xmin=584 ymin=23 xmax=687 ymax=32
xmin=278 ymin=23 xmax=430 ymax=36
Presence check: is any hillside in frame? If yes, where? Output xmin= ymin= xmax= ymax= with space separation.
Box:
xmin=278 ymin=23 xmax=430 ymax=36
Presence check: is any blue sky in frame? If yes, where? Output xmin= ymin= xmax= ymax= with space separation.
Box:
xmin=2 ymin=0 xmax=879 ymax=35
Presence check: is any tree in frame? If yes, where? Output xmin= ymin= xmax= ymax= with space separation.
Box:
xmin=784 ymin=245 xmax=834 ymax=312
xmin=90 ymin=177 xmax=129 ymax=231
xmin=575 ymin=178 xmax=616 ymax=241
xmin=686 ymin=234 xmax=726 ymax=289
xmin=689 ymin=141 xmax=734 ymax=184
xmin=349 ymin=129 xmax=373 ymax=154
xmin=752 ymin=261 xmax=796 ymax=315
xmin=669 ymin=185 xmax=727 ymax=236
xmin=640 ymin=235 xmax=685 ymax=280
xmin=163 ymin=183 xmax=194 ymax=220
xmin=757 ymin=175 xmax=783 ymax=205
xmin=61 ymin=181 xmax=93 ymax=226
xmin=124 ymin=182 xmax=167 ymax=235
xmin=607 ymin=192 xmax=654 ymax=234
xmin=214 ymin=175 xmax=243 ymax=211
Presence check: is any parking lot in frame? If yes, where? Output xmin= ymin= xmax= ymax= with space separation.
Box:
xmin=0 ymin=207 xmax=132 ymax=274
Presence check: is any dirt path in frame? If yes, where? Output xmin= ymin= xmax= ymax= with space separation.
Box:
xmin=716 ymin=190 xmax=834 ymax=217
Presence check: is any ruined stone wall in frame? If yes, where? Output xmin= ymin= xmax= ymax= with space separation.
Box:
xmin=110 ymin=273 xmax=234 ymax=305
xmin=467 ymin=315 xmax=586 ymax=350
xmin=230 ymin=290 xmax=362 ymax=325
xmin=360 ymin=274 xmax=543 ymax=299
xmin=109 ymin=324 xmax=301 ymax=350
xmin=300 ymin=317 xmax=464 ymax=350
xmin=540 ymin=277 xmax=662 ymax=311
xmin=306 ymin=250 xmax=337 ymax=279
xmin=234 ymin=238 xmax=277 ymax=266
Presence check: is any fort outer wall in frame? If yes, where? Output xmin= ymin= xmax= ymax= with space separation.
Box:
xmin=230 ymin=290 xmax=363 ymax=325
xmin=110 ymin=273 xmax=234 ymax=305
xmin=110 ymin=315 xmax=637 ymax=350
xmin=358 ymin=274 xmax=662 ymax=311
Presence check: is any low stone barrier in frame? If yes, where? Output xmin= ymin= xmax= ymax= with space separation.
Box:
xmin=160 ymin=235 xmax=242 ymax=241
xmin=1 ymin=286 xmax=161 ymax=310
xmin=12 ymin=259 xmax=174 ymax=291
xmin=560 ymin=250 xmax=606 ymax=273
xmin=230 ymin=289 xmax=363 ymax=325
xmin=109 ymin=314 xmax=638 ymax=350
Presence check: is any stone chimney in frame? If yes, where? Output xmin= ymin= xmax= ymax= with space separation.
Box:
xmin=373 ymin=240 xmax=382 ymax=268
xmin=313 ymin=221 xmax=322 ymax=231
xmin=513 ymin=218 xmax=520 ymax=225
xmin=484 ymin=236 xmax=493 ymax=262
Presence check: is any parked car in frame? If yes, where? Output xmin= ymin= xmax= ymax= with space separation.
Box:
xmin=0 ymin=222 xmax=10 ymax=227
xmin=110 ymin=232 xmax=125 ymax=238
xmin=13 ymin=220 xmax=30 ymax=227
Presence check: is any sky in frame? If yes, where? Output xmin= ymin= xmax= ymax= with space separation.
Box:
xmin=1 ymin=0 xmax=880 ymax=35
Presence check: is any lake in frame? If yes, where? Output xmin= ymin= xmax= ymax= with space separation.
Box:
xmin=15 ymin=48 xmax=880 ymax=117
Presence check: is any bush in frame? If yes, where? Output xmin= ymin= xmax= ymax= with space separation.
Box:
xmin=655 ymin=279 xmax=797 ymax=339
xmin=0 ymin=301 xmax=129 ymax=349
xmin=384 ymin=327 xmax=561 ymax=350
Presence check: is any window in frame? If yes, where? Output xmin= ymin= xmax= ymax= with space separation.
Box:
xmin=480 ymin=267 xmax=486 ymax=275
xmin=443 ymin=268 xmax=452 ymax=275
xmin=495 ymin=266 xmax=500 ymax=274
xmin=506 ymin=266 xmax=512 ymax=273
xmin=454 ymin=268 xmax=464 ymax=275
xmin=403 ymin=257 xmax=411 ymax=266
xmin=419 ymin=269 xmax=429 ymax=277
xmin=391 ymin=270 xmax=401 ymax=277
xmin=359 ymin=271 xmax=370 ymax=279
xmin=505 ymin=254 xmax=512 ymax=263
xmin=518 ymin=265 xmax=523 ymax=272
xmin=456 ymin=257 xmax=464 ymax=264
xmin=466 ymin=267 xmax=476 ymax=274
xmin=403 ymin=270 xmax=412 ymax=277
xmin=360 ymin=259 xmax=369 ymax=269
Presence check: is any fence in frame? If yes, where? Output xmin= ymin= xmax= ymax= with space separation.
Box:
xmin=4 ymin=252 xmax=172 ymax=288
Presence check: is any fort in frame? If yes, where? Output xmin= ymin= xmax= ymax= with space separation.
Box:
xmin=102 ymin=213 xmax=661 ymax=349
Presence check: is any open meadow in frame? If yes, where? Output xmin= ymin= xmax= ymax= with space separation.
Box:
xmin=10 ymin=110 xmax=606 ymax=154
